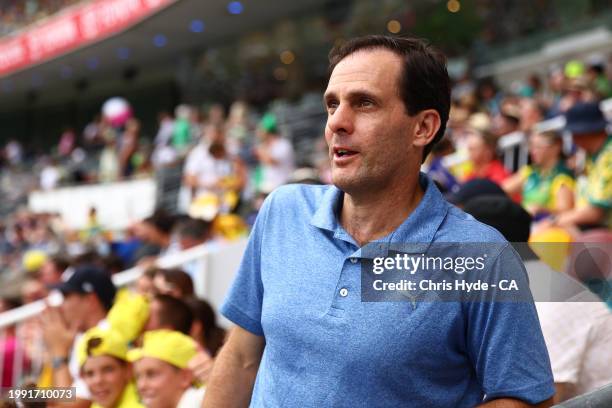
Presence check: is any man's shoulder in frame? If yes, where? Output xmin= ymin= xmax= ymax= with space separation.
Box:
xmin=435 ymin=204 xmax=507 ymax=244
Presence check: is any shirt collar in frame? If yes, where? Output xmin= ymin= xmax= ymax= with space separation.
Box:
xmin=310 ymin=173 xmax=449 ymax=257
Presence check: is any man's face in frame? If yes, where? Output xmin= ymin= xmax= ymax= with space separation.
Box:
xmin=82 ymin=355 xmax=131 ymax=408
xmin=134 ymin=357 xmax=190 ymax=408
xmin=466 ymin=133 xmax=490 ymax=165
xmin=323 ymin=49 xmax=418 ymax=195
xmin=61 ymin=292 xmax=90 ymax=331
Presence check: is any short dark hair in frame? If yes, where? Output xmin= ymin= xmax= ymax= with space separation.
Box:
xmin=153 ymin=294 xmax=194 ymax=334
xmin=156 ymin=268 xmax=194 ymax=297
xmin=175 ymin=218 xmax=212 ymax=242
xmin=185 ymin=297 xmax=226 ymax=357
xmin=328 ymin=35 xmax=450 ymax=162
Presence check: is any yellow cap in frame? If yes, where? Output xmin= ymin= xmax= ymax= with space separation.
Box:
xmin=127 ymin=330 xmax=197 ymax=369
xmin=77 ymin=327 xmax=129 ymax=367
xmin=23 ymin=250 xmax=47 ymax=272
xmin=529 ymin=227 xmax=573 ymax=272
xmin=107 ymin=289 xmax=150 ymax=342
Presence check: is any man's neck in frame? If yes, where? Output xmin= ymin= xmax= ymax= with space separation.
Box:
xmin=340 ymin=175 xmax=424 ymax=247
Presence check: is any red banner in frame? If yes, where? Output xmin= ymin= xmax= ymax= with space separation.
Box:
xmin=0 ymin=0 xmax=176 ymax=77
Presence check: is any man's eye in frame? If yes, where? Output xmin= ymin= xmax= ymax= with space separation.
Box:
xmin=359 ymin=100 xmax=373 ymax=107
xmin=327 ymin=101 xmax=339 ymax=110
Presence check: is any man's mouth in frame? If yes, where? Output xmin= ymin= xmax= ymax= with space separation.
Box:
xmin=333 ymin=147 xmax=358 ymax=159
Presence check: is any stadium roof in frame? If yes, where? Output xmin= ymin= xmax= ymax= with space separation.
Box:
xmin=0 ymin=0 xmax=327 ymax=109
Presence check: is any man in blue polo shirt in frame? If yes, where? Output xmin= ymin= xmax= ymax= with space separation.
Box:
xmin=203 ymin=36 xmax=554 ymax=407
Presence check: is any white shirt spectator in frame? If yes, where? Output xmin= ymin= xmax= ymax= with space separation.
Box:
xmin=535 ymin=301 xmax=612 ymax=398
xmin=184 ymin=143 xmax=234 ymax=197
xmin=260 ymin=137 xmax=294 ymax=192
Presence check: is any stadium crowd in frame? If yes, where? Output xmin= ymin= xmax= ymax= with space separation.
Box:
xmin=0 ymin=0 xmax=82 ymax=36
xmin=0 ymin=45 xmax=611 ymax=406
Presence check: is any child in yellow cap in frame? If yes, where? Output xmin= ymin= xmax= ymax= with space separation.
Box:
xmin=128 ymin=330 xmax=204 ymax=408
xmin=78 ymin=327 xmax=143 ymax=408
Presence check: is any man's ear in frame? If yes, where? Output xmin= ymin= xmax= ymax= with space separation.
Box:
xmin=412 ymin=109 xmax=441 ymax=148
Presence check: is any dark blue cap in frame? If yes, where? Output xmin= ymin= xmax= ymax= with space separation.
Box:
xmin=52 ymin=265 xmax=116 ymax=310
xmin=564 ymin=102 xmax=608 ymax=135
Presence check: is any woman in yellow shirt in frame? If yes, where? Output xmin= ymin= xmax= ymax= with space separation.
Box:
xmin=503 ymin=130 xmax=574 ymax=221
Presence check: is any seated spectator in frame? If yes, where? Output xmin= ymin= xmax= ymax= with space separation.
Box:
xmin=253 ymin=113 xmax=295 ymax=193
xmin=0 ymin=297 xmax=30 ymax=388
xmin=153 ymin=268 xmax=194 ymax=298
xmin=133 ymin=211 xmax=176 ymax=260
xmin=145 ymin=294 xmax=193 ymax=335
xmin=78 ymin=327 xmax=142 ymax=408
xmin=175 ymin=219 xmax=213 ymax=251
xmin=535 ymin=301 xmax=612 ymax=403
xmin=39 ymin=253 xmax=70 ymax=287
xmin=551 ymin=102 xmax=611 ymax=229
xmin=503 ymin=130 xmax=574 ymax=220
xmin=186 ymin=141 xmax=246 ymax=220
xmin=464 ymin=129 xmax=509 ymax=185
xmin=185 ymin=297 xmax=226 ymax=357
xmin=135 ymin=268 xmax=157 ymax=299
xmin=424 ymin=138 xmax=459 ymax=193
xmin=129 ymin=330 xmax=204 ymax=407
xmin=40 ymin=266 xmax=117 ymax=405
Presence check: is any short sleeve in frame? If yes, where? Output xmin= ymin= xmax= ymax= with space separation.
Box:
xmin=220 ymin=194 xmax=273 ymax=336
xmin=586 ymin=150 xmax=612 ymax=209
xmin=464 ymin=245 xmax=555 ymax=404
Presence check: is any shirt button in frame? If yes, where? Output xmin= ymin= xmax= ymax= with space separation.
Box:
xmin=339 ymin=288 xmax=349 ymax=297
xmin=350 ymin=258 xmax=358 ymax=264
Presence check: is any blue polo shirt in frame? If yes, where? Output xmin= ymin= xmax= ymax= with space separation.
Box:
xmin=221 ymin=174 xmax=554 ymax=407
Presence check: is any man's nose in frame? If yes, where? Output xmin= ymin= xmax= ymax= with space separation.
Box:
xmin=326 ymin=103 xmax=354 ymax=136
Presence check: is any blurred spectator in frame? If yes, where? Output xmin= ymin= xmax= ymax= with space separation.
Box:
xmin=424 ymin=138 xmax=459 ymax=193
xmin=553 ymin=102 xmax=611 ymax=229
xmin=78 ymin=327 xmax=141 ymax=408
xmin=99 ymin=132 xmax=120 ymax=183
xmin=253 ymin=113 xmax=295 ymax=192
xmin=174 ymin=218 xmax=212 ymax=250
xmin=185 ymin=297 xmax=226 ymax=357
xmin=0 ymin=297 xmax=30 ymax=388
xmin=172 ymin=105 xmax=193 ymax=154
xmin=184 ymin=124 xmax=246 ymax=219
xmin=118 ymin=119 xmax=140 ymax=179
xmin=503 ymin=130 xmax=574 ymax=220
xmin=39 ymin=254 xmax=70 ymax=286
xmin=133 ymin=211 xmax=176 ymax=260
xmin=463 ymin=195 xmax=532 ymax=242
xmin=39 ymin=157 xmax=62 ymax=191
xmin=58 ymin=128 xmax=76 ymax=157
xmin=130 ymin=330 xmax=204 ymax=407
xmin=464 ymin=130 xmax=509 ymax=185
xmin=145 ymin=294 xmax=193 ymax=334
xmin=586 ymin=58 xmax=612 ymax=99
xmin=151 ymin=111 xmax=177 ymax=170
xmin=5 ymin=140 xmax=23 ymax=166
xmin=39 ymin=266 xmax=116 ymax=404
xmin=153 ymin=268 xmax=194 ymax=298
xmin=535 ymin=301 xmax=612 ymax=403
